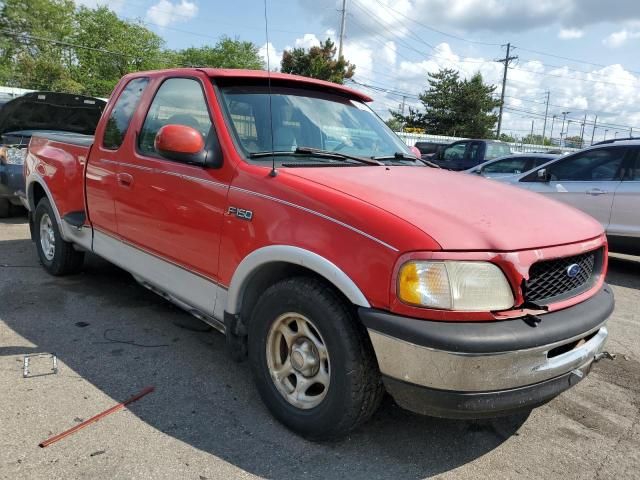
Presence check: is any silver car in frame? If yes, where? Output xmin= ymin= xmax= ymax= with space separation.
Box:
xmin=466 ymin=153 xmax=559 ymax=179
xmin=497 ymin=139 xmax=640 ymax=254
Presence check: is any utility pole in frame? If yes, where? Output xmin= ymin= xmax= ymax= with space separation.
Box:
xmin=400 ymin=95 xmax=406 ymax=116
xmin=495 ymin=42 xmax=518 ymax=138
xmin=530 ymin=120 xmax=535 ymax=143
xmin=550 ymin=114 xmax=557 ymax=145
xmin=542 ymin=90 xmax=550 ymax=143
xmin=590 ymin=115 xmax=598 ymax=145
xmin=338 ymin=0 xmax=347 ymax=58
xmin=560 ymin=111 xmax=570 ymax=146
xmin=579 ymin=113 xmax=587 ymax=148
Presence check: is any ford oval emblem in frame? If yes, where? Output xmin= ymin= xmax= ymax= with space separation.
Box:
xmin=566 ymin=264 xmax=582 ymax=278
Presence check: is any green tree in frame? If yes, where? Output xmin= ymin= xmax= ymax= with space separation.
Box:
xmin=0 ymin=0 xmax=77 ymax=88
xmin=72 ymin=6 xmax=165 ymax=97
xmin=281 ymin=38 xmax=354 ymax=84
xmin=391 ymin=68 xmax=500 ymax=138
xmin=173 ymin=36 xmax=264 ymax=69
xmin=384 ymin=116 xmax=403 ymax=131
xmin=498 ymin=133 xmax=517 ymax=142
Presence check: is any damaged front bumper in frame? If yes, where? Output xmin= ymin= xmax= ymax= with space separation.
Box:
xmin=360 ymin=284 xmax=614 ymax=418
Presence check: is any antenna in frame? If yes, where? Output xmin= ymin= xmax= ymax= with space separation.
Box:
xmin=263 ymin=0 xmax=277 ymax=177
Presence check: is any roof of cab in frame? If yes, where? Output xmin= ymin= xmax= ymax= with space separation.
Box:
xmin=123 ymin=68 xmax=373 ymax=102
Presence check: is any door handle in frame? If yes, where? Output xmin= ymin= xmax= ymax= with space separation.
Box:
xmin=117 ymin=172 xmax=133 ymax=188
xmin=586 ymin=188 xmax=607 ymax=196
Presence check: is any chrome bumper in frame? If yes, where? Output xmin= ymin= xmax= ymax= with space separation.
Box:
xmin=368 ymin=324 xmax=608 ymax=392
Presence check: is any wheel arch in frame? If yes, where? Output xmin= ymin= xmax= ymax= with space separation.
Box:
xmin=27 ymin=177 xmax=70 ymax=242
xmin=225 ymin=246 xmax=371 ymax=318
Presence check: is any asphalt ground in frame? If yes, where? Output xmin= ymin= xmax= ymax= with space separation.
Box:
xmin=1 ymin=216 xmax=639 ymax=479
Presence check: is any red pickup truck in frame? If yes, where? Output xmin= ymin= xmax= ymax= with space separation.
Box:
xmin=23 ymin=68 xmax=614 ymax=439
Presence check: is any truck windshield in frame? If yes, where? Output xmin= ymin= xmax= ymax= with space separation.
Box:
xmin=217 ymin=84 xmax=417 ymax=166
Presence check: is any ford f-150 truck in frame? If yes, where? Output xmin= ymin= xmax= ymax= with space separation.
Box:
xmin=23 ymin=68 xmax=614 ymax=440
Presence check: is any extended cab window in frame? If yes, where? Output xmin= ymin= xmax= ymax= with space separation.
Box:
xmin=548 ymin=148 xmax=626 ymax=181
xmin=103 ymin=78 xmax=149 ymax=150
xmin=139 ymin=78 xmax=212 ymax=157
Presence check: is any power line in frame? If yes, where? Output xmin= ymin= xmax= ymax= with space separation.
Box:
xmin=369 ymin=0 xmax=501 ymax=47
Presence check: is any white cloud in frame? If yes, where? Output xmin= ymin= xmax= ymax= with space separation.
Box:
xmin=558 ymin=28 xmax=583 ymax=39
xmin=603 ymin=28 xmax=640 ymax=48
xmin=301 ymin=0 xmax=640 ymax=35
xmin=381 ymin=41 xmax=397 ymax=65
xmin=295 ymin=34 xmax=321 ymax=49
xmin=145 ymin=0 xmax=198 ymax=28
xmin=259 ymin=42 xmax=282 ymax=71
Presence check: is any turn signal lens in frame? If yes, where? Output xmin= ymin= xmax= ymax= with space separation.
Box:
xmin=398 ymin=261 xmax=514 ymax=311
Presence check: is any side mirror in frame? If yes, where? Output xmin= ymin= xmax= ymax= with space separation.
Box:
xmin=537 ymin=168 xmax=550 ymax=182
xmin=409 ymin=145 xmax=421 ymax=158
xmin=154 ymin=124 xmax=222 ymax=168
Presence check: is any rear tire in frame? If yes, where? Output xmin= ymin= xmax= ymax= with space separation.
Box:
xmin=248 ymin=277 xmax=383 ymax=440
xmin=34 ymin=197 xmax=84 ymax=275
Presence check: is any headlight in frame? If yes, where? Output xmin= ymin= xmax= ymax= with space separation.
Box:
xmin=398 ymin=261 xmax=514 ymax=311
xmin=4 ymin=147 xmax=27 ymax=165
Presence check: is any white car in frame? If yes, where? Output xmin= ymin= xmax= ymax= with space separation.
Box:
xmin=497 ymin=139 xmax=640 ymax=254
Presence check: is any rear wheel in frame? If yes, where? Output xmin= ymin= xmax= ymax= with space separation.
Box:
xmin=34 ymin=197 xmax=84 ymax=275
xmin=248 ymin=277 xmax=383 ymax=440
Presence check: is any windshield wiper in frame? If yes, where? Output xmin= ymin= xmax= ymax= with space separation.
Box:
xmin=249 ymin=147 xmax=383 ymax=166
xmin=372 ymin=152 xmax=440 ymax=168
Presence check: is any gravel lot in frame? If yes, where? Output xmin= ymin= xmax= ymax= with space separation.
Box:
xmin=1 ymin=216 xmax=639 ymax=480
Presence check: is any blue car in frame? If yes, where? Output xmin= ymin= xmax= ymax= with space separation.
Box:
xmin=0 ymin=92 xmax=106 ymax=217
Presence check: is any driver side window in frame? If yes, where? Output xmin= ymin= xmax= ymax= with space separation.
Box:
xmin=139 ymin=78 xmax=212 ymax=157
xmin=443 ymin=142 xmax=467 ymax=161
xmin=548 ymin=148 xmax=626 ymax=181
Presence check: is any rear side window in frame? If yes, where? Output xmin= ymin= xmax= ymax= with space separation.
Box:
xmin=102 ymin=78 xmax=149 ymax=150
xmin=549 ymin=148 xmax=626 ymax=181
xmin=138 ymin=78 xmax=212 ymax=157
xmin=624 ymin=149 xmax=640 ymax=180
xmin=485 ymin=143 xmax=511 ymax=160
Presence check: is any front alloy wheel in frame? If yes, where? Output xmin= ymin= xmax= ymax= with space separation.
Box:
xmin=249 ymin=277 xmax=383 ymax=440
xmin=266 ymin=313 xmax=330 ymax=409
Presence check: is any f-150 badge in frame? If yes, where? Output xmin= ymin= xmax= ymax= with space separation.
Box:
xmin=228 ymin=206 xmax=253 ymax=221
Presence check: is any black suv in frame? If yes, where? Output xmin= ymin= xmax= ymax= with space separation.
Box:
xmin=431 ymin=139 xmax=512 ymax=170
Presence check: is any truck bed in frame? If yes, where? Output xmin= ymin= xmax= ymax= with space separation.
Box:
xmin=30 ymin=131 xmax=95 ymax=147
xmin=27 ymin=133 xmax=93 ymax=220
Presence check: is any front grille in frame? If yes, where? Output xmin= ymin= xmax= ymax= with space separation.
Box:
xmin=524 ymin=248 xmax=602 ymax=304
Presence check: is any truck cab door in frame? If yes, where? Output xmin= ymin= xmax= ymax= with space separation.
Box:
xmin=86 ymin=78 xmax=150 ymax=235
xmin=113 ymin=76 xmax=230 ymax=289
xmin=525 ymin=147 xmax=626 ymax=229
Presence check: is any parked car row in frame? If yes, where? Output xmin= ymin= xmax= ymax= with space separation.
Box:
xmin=0 ymin=92 xmax=105 ymax=217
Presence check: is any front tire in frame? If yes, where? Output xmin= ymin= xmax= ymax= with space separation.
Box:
xmin=248 ymin=277 xmax=383 ymax=440
xmin=34 ymin=197 xmax=84 ymax=275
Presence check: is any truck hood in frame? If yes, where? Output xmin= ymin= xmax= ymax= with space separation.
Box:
xmin=284 ymin=166 xmax=603 ymax=251
xmin=0 ymin=92 xmax=106 ymax=140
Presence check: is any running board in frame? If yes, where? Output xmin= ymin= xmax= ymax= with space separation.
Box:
xmin=134 ymin=276 xmax=225 ymax=334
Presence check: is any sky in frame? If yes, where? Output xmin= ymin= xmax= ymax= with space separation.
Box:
xmin=77 ymin=0 xmax=640 ymax=142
